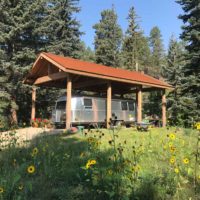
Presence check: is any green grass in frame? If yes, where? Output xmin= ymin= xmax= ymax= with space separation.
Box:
xmin=0 ymin=127 xmax=200 ymax=200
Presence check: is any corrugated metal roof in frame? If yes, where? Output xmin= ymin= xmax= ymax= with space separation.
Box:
xmin=40 ymin=52 xmax=172 ymax=89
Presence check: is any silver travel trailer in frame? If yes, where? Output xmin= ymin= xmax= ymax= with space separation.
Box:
xmin=52 ymin=96 xmax=136 ymax=127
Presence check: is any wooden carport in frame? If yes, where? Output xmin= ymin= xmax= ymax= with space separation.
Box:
xmin=24 ymin=52 xmax=173 ymax=129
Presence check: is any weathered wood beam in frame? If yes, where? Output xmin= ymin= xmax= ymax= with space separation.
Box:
xmin=66 ymin=74 xmax=72 ymax=129
xmin=107 ymin=82 xmax=112 ymax=128
xmin=162 ymin=89 xmax=166 ymax=127
xmin=48 ymin=63 xmax=53 ymax=75
xmin=73 ymin=79 xmax=107 ymax=89
xmin=133 ymin=87 xmax=163 ymax=93
xmin=137 ymin=86 xmax=142 ymax=123
xmin=31 ymin=87 xmax=36 ymax=120
xmin=34 ymin=71 xmax=67 ymax=85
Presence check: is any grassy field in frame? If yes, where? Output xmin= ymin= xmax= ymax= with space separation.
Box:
xmin=0 ymin=127 xmax=200 ymax=200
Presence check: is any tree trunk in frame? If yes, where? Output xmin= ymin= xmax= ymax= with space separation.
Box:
xmin=10 ymin=108 xmax=18 ymax=125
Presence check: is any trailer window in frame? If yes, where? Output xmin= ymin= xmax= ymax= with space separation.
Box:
xmin=128 ymin=102 xmax=134 ymax=111
xmin=56 ymin=101 xmax=66 ymax=109
xmin=121 ymin=101 xmax=128 ymax=111
xmin=84 ymin=98 xmax=92 ymax=109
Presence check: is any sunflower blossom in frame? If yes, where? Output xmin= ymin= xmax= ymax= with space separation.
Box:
xmin=31 ymin=147 xmax=39 ymax=157
xmin=174 ymin=168 xmax=179 ymax=174
xmin=169 ymin=133 xmax=176 ymax=140
xmin=0 ymin=187 xmax=4 ymax=193
xmin=170 ymin=157 xmax=175 ymax=164
xmin=183 ymin=158 xmax=189 ymax=164
xmin=27 ymin=165 xmax=36 ymax=174
xmin=85 ymin=159 xmax=97 ymax=169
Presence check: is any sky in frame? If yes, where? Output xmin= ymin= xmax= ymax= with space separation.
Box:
xmin=77 ymin=0 xmax=183 ymax=50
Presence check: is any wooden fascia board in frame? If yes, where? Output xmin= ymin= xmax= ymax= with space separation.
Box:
xmin=34 ymin=72 xmax=67 ymax=85
xmin=41 ymin=53 xmax=68 ymax=73
xmin=41 ymin=53 xmax=173 ymax=89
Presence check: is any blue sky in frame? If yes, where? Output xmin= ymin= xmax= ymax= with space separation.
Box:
xmin=77 ymin=0 xmax=183 ymax=50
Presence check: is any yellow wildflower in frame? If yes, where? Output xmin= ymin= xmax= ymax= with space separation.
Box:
xmin=85 ymin=159 xmax=97 ymax=169
xmin=107 ymin=169 xmax=113 ymax=175
xmin=31 ymin=147 xmax=39 ymax=157
xmin=90 ymin=159 xmax=96 ymax=165
xmin=170 ymin=157 xmax=175 ymax=164
xmin=170 ymin=146 xmax=176 ymax=153
xmin=131 ymin=165 xmax=141 ymax=172
xmin=169 ymin=133 xmax=176 ymax=140
xmin=194 ymin=122 xmax=200 ymax=130
xmin=88 ymin=137 xmax=94 ymax=143
xmin=18 ymin=184 xmax=23 ymax=190
xmin=86 ymin=162 xmax=91 ymax=169
xmin=183 ymin=158 xmax=189 ymax=164
xmin=80 ymin=152 xmax=85 ymax=158
xmin=0 ymin=187 xmax=4 ymax=193
xmin=174 ymin=168 xmax=179 ymax=174
xmin=27 ymin=165 xmax=35 ymax=174
xmin=168 ymin=142 xmax=173 ymax=147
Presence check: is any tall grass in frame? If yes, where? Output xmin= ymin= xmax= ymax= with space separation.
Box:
xmin=0 ymin=127 xmax=199 ymax=200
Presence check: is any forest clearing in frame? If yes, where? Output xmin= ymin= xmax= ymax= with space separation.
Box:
xmin=0 ymin=127 xmax=200 ymax=199
xmin=0 ymin=0 xmax=199 ymax=199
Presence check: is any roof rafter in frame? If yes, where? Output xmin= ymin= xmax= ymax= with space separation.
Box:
xmin=34 ymin=71 xmax=67 ymax=85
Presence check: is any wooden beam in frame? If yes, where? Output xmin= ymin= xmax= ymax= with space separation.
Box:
xmin=162 ymin=89 xmax=166 ymax=127
xmin=31 ymin=87 xmax=36 ymax=120
xmin=66 ymin=74 xmax=72 ymax=129
xmin=73 ymin=79 xmax=107 ymax=89
xmin=107 ymin=82 xmax=112 ymax=128
xmin=48 ymin=63 xmax=53 ymax=75
xmin=137 ymin=86 xmax=142 ymax=123
xmin=72 ymin=75 xmax=81 ymax=83
xmin=34 ymin=72 xmax=67 ymax=85
xmin=131 ymin=87 xmax=164 ymax=93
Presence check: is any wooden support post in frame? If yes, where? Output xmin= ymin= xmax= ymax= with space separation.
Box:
xmin=137 ymin=86 xmax=142 ymax=123
xmin=66 ymin=74 xmax=72 ymax=129
xmin=162 ymin=89 xmax=166 ymax=127
xmin=31 ymin=87 xmax=36 ymax=120
xmin=107 ymin=82 xmax=112 ymax=128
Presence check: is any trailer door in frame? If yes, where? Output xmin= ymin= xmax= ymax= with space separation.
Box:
xmin=83 ymin=98 xmax=94 ymax=123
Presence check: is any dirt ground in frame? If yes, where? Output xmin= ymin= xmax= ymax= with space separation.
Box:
xmin=0 ymin=127 xmax=63 ymax=147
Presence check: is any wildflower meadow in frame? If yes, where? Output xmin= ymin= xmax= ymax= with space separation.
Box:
xmin=0 ymin=124 xmax=200 ymax=200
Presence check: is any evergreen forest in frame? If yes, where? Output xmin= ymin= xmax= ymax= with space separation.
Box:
xmin=0 ymin=0 xmax=199 ymax=129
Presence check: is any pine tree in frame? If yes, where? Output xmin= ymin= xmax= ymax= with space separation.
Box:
xmin=78 ymin=42 xmax=95 ymax=62
xmin=44 ymin=0 xmax=83 ymax=58
xmin=122 ymin=6 xmax=151 ymax=72
xmin=93 ymin=8 xmax=123 ymax=67
xmin=144 ymin=27 xmax=165 ymax=118
xmin=149 ymin=26 xmax=165 ymax=76
xmin=0 ymin=0 xmax=83 ymax=126
xmin=163 ymin=36 xmax=185 ymax=125
xmin=0 ymin=0 xmax=35 ymax=125
xmin=0 ymin=49 xmax=12 ymax=128
xmin=176 ymin=0 xmax=200 ymax=125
